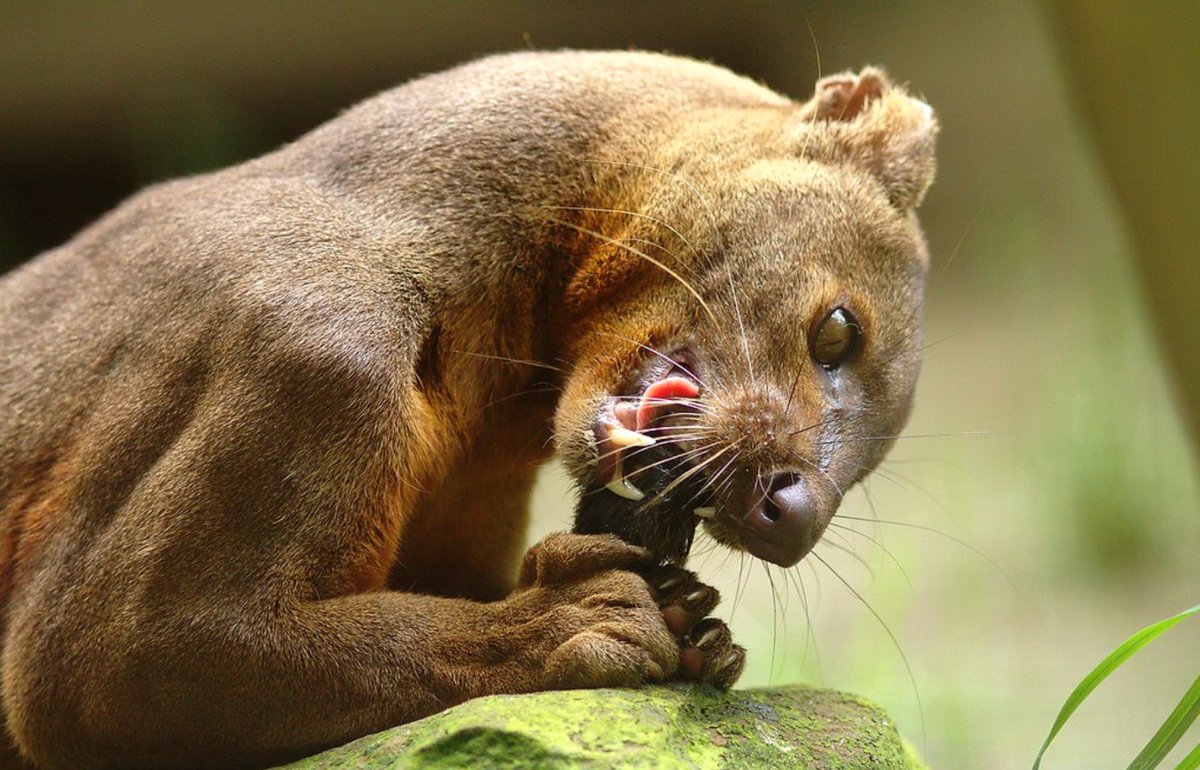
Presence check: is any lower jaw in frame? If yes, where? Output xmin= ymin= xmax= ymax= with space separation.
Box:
xmin=573 ymin=483 xmax=700 ymax=565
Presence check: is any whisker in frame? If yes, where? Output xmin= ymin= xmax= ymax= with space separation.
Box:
xmin=783 ymin=356 xmax=809 ymax=417
xmin=644 ymin=443 xmax=738 ymax=505
xmin=634 ymin=396 xmax=721 ymax=414
xmin=813 ymin=430 xmax=996 ymax=445
xmin=818 ymin=533 xmax=876 ymax=579
xmin=797 ymin=456 xmax=846 ymax=501
xmin=622 ymin=441 xmax=724 ymax=482
xmin=476 ymin=384 xmax=561 ymax=417
xmin=836 ymin=515 xmax=1018 ymax=592
xmin=930 ymin=206 xmax=982 ymax=292
xmin=762 ymin=560 xmax=782 ymax=683
xmin=729 ymin=551 xmax=751 ymax=623
xmin=785 ymin=566 xmax=822 ymax=679
xmin=623 ymin=239 xmax=695 ymax=276
xmin=679 ymin=451 xmax=731 ymax=511
xmin=544 ymin=215 xmax=719 ymax=327
xmin=693 ymin=530 xmax=722 ymax=572
xmin=859 ymin=464 xmax=958 ymax=521
xmin=545 ymin=205 xmax=705 ymax=267
xmin=826 ymin=520 xmax=913 ymax=594
xmin=590 ymin=434 xmax=700 ymax=465
xmin=847 ymin=464 xmax=913 ymax=498
xmin=579 ymin=158 xmax=725 ymax=253
xmin=586 ymin=427 xmax=718 ymax=469
xmin=593 ymin=331 xmax=720 ymax=398
xmin=725 ymin=265 xmax=756 ymax=385
xmin=448 ymin=349 xmax=563 ymax=372
xmin=798 ymin=17 xmax=823 ymax=164
xmin=918 ymin=334 xmax=958 ymax=354
xmin=786 ymin=415 xmax=838 ymax=439
xmin=711 ymin=453 xmax=743 ymax=503
xmin=811 ymin=552 xmax=926 ymax=748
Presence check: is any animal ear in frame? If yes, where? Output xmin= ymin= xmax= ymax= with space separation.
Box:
xmin=791 ymin=67 xmax=938 ymax=209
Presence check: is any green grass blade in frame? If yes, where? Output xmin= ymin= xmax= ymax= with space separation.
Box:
xmin=1032 ymin=604 xmax=1200 ymax=770
xmin=1126 ymin=672 xmax=1200 ymax=770
xmin=1173 ymin=741 xmax=1200 ymax=770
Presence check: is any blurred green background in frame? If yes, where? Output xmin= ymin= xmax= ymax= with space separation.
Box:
xmin=2 ymin=2 xmax=1197 ymax=768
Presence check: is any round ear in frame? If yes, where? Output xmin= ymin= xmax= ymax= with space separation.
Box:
xmin=791 ymin=67 xmax=938 ymax=210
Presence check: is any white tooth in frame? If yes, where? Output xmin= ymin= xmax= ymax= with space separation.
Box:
xmin=693 ymin=506 xmax=716 ymax=519
xmin=606 ymin=476 xmax=646 ymax=501
xmin=607 ymin=426 xmax=656 ymax=448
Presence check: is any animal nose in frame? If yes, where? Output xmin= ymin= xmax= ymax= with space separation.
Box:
xmin=742 ymin=472 xmax=820 ymax=568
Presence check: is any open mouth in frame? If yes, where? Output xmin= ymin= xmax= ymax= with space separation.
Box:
xmin=593 ymin=366 xmax=705 ymax=502
xmin=572 ymin=356 xmax=715 ymax=563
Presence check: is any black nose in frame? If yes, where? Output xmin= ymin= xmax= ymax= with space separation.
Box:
xmin=741 ymin=472 xmax=820 ymax=567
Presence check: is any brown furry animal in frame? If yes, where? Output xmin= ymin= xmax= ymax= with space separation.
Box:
xmin=0 ymin=51 xmax=937 ymax=769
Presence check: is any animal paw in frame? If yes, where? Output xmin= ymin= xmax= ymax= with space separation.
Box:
xmin=680 ymin=617 xmax=746 ymax=689
xmin=503 ymin=533 xmax=680 ymax=690
xmin=644 ymin=565 xmax=720 ymax=638
xmin=645 ymin=566 xmax=745 ymax=688
xmin=498 ymin=534 xmax=743 ymax=691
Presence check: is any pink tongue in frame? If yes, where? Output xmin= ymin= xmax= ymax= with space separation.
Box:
xmin=636 ymin=376 xmax=700 ymax=431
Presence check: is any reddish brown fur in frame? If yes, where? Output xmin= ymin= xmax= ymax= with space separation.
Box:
xmin=0 ymin=441 xmax=73 ymax=615
xmin=0 ymin=52 xmax=936 ymax=769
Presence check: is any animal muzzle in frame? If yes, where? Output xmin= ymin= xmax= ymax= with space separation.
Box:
xmin=585 ymin=362 xmax=838 ymax=568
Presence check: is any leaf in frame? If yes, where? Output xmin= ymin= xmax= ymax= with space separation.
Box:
xmin=1173 ymin=741 xmax=1200 ymax=770
xmin=1126 ymin=671 xmax=1200 ymax=770
xmin=1032 ymin=603 xmax=1200 ymax=770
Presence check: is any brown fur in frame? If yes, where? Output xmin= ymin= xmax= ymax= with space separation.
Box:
xmin=0 ymin=51 xmax=936 ymax=769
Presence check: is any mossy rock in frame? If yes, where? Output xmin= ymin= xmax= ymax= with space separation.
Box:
xmin=274 ymin=684 xmax=928 ymax=769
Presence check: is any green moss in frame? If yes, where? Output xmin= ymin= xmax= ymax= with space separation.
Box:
xmin=275 ymin=685 xmax=926 ymax=770
xmin=409 ymin=729 xmax=578 ymax=769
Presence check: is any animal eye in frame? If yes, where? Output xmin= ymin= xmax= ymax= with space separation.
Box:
xmin=811 ymin=307 xmax=862 ymax=369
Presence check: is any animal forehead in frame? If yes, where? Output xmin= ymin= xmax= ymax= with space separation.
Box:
xmin=709 ymin=165 xmax=923 ymax=283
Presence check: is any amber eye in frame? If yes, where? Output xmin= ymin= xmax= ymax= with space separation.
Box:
xmin=810 ymin=307 xmax=862 ymax=369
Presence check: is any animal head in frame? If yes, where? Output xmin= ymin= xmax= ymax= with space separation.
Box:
xmin=556 ymin=67 xmax=938 ymax=567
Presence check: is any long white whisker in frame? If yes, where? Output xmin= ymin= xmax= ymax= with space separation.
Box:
xmin=812 ymin=430 xmax=995 ymax=444
xmin=622 ymin=441 xmax=724 ymax=481
xmin=544 ymin=215 xmax=719 ymax=327
xmin=762 ymin=560 xmax=782 ymax=683
xmin=645 ymin=443 xmax=737 ymax=505
xmin=593 ymin=331 xmax=721 ymax=399
xmin=836 ymin=515 xmax=1018 ymax=591
xmin=785 ymin=566 xmax=822 ymax=679
xmin=449 ymin=349 xmax=564 ymax=372
xmin=811 ymin=551 xmax=926 ymax=748
xmin=798 ymin=17 xmax=823 ymax=164
xmin=729 ymin=551 xmax=751 ymax=623
xmin=545 ymin=205 xmax=705 ymax=267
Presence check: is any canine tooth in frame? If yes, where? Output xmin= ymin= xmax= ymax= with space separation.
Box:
xmin=607 ymin=426 xmax=656 ymax=448
xmin=693 ymin=506 xmax=716 ymax=519
xmin=606 ymin=476 xmax=646 ymax=501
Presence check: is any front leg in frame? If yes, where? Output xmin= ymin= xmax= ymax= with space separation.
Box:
xmin=0 ymin=347 xmax=682 ymax=770
xmin=5 ymin=533 xmax=682 ymax=770
xmin=390 ymin=403 xmax=553 ymax=601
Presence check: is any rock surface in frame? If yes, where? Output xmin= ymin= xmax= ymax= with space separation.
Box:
xmin=274 ymin=684 xmax=927 ymax=769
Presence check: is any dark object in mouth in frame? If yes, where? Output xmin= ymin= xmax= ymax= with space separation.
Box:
xmin=573 ymin=437 xmax=712 ymax=565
